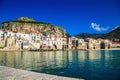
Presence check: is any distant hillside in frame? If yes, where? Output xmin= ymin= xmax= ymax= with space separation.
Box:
xmin=1 ymin=17 xmax=66 ymax=36
xmin=105 ymin=27 xmax=120 ymax=39
xmin=75 ymin=33 xmax=105 ymax=39
xmin=75 ymin=26 xmax=120 ymax=39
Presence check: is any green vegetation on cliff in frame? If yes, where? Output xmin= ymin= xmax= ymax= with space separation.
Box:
xmin=75 ymin=33 xmax=105 ymax=39
xmin=66 ymin=33 xmax=72 ymax=38
xmin=105 ymin=26 xmax=120 ymax=39
xmin=1 ymin=17 xmax=66 ymax=36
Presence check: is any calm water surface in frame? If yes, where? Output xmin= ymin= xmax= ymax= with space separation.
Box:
xmin=0 ymin=50 xmax=120 ymax=80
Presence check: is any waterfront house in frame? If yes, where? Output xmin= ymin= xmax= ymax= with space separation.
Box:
xmin=111 ymin=42 xmax=120 ymax=48
xmin=55 ymin=36 xmax=63 ymax=49
xmin=0 ymin=31 xmax=5 ymax=48
xmin=100 ymin=39 xmax=111 ymax=49
xmin=5 ymin=36 xmax=17 ymax=49
xmin=77 ymin=39 xmax=87 ymax=50
xmin=67 ymin=37 xmax=73 ymax=49
xmin=41 ymin=36 xmax=49 ymax=49
xmin=0 ymin=31 xmax=4 ymax=40
xmin=62 ymin=36 xmax=68 ymax=50
xmin=85 ymin=38 xmax=101 ymax=50
xmin=68 ymin=37 xmax=78 ymax=49
xmin=94 ymin=39 xmax=101 ymax=49
xmin=67 ymin=37 xmax=84 ymax=50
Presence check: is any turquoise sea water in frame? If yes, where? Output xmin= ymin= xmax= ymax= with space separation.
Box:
xmin=0 ymin=50 xmax=120 ymax=80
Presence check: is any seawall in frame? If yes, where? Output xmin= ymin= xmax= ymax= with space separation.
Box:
xmin=0 ymin=66 xmax=83 ymax=80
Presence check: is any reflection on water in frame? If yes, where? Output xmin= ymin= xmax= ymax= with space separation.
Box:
xmin=0 ymin=50 xmax=120 ymax=80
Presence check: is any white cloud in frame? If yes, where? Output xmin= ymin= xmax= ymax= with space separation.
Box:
xmin=112 ymin=26 xmax=119 ymax=30
xmin=91 ymin=22 xmax=109 ymax=32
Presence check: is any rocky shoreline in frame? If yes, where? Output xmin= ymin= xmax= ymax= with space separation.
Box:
xmin=0 ymin=66 xmax=83 ymax=80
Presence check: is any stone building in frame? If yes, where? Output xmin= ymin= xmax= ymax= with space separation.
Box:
xmin=67 ymin=37 xmax=78 ymax=49
xmin=67 ymin=37 xmax=87 ymax=50
xmin=85 ymin=38 xmax=101 ymax=50
xmin=62 ymin=37 xmax=68 ymax=50
xmin=85 ymin=38 xmax=94 ymax=49
xmin=77 ymin=39 xmax=87 ymax=50
xmin=100 ymin=39 xmax=111 ymax=49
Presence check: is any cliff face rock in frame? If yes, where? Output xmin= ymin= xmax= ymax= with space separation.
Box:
xmin=1 ymin=17 xmax=66 ymax=36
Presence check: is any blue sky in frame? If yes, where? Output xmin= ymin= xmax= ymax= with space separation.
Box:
xmin=0 ymin=0 xmax=120 ymax=35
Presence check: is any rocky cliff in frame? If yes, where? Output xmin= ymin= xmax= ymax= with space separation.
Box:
xmin=1 ymin=17 xmax=66 ymax=36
